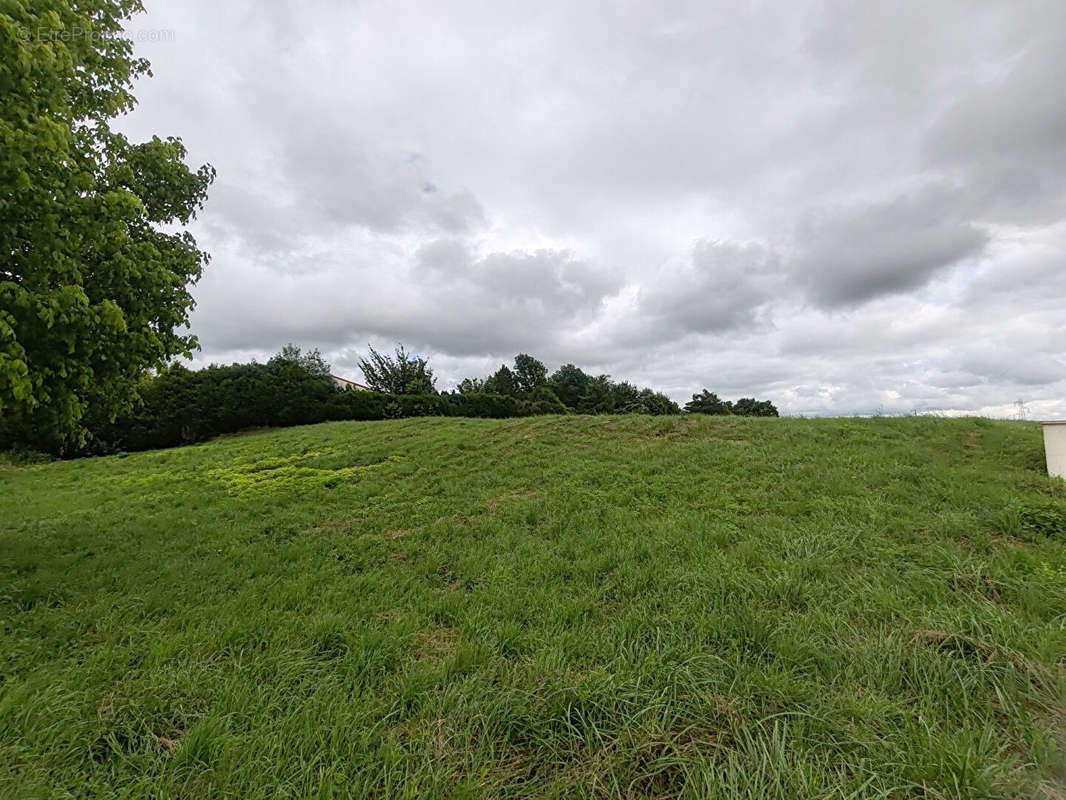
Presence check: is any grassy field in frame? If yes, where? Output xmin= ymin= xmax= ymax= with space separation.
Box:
xmin=2 ymin=415 xmax=1066 ymax=799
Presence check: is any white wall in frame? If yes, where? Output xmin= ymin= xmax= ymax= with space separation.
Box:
xmin=1042 ymin=423 xmax=1066 ymax=480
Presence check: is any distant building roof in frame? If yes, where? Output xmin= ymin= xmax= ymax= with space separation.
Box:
xmin=331 ymin=375 xmax=371 ymax=391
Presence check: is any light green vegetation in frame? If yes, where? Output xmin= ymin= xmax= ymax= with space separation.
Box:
xmin=2 ymin=415 xmax=1065 ymax=798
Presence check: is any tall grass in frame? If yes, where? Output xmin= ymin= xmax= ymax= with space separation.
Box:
xmin=1 ymin=415 xmax=1064 ymax=798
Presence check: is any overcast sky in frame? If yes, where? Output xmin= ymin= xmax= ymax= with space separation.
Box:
xmin=120 ymin=0 xmax=1066 ymax=417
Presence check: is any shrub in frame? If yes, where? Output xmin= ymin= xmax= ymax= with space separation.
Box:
xmin=325 ymin=389 xmax=390 ymax=421
xmin=523 ymin=386 xmax=568 ymax=416
xmin=733 ymin=397 xmax=779 ymax=417
xmin=1018 ymin=501 xmax=1066 ymax=540
xmin=633 ymin=389 xmax=681 ymax=415
xmin=685 ymin=390 xmax=733 ymax=415
xmin=80 ymin=360 xmax=338 ymax=455
xmin=385 ymin=395 xmax=446 ymax=419
xmin=443 ymin=393 xmax=521 ymax=419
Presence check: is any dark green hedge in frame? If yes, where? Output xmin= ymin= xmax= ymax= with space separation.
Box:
xmin=66 ymin=362 xmax=566 ymax=456
xmin=323 ymin=390 xmax=526 ymax=422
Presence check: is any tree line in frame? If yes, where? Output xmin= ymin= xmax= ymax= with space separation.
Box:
xmin=359 ymin=345 xmax=778 ymax=418
xmin=357 ymin=345 xmax=681 ymax=415
xmin=0 ymin=345 xmax=777 ymax=457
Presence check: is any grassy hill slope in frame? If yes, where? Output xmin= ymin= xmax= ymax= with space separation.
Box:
xmin=2 ymin=415 xmax=1065 ymax=798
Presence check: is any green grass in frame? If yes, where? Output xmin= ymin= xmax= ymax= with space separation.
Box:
xmin=2 ymin=415 xmax=1066 ymax=799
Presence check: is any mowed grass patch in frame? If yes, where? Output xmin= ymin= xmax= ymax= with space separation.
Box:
xmin=2 ymin=415 xmax=1065 ymax=798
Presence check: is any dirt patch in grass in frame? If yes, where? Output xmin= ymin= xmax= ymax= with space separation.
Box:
xmin=417 ymin=626 xmax=461 ymax=662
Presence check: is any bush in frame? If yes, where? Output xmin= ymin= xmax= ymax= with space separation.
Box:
xmin=385 ymin=395 xmax=446 ymax=419
xmin=685 ymin=390 xmax=733 ymax=415
xmin=443 ymin=393 xmax=521 ymax=419
xmin=325 ymin=389 xmax=390 ymax=421
xmin=733 ymin=397 xmax=779 ymax=417
xmin=624 ymin=388 xmax=681 ymax=415
xmin=1018 ymin=501 xmax=1066 ymax=540
xmin=523 ymin=386 xmax=569 ymax=416
xmin=78 ymin=360 xmax=337 ymax=455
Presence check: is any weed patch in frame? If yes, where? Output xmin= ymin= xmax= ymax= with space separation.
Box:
xmin=204 ymin=454 xmax=399 ymax=496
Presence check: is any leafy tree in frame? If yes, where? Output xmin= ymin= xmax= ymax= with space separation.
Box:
xmin=526 ymin=385 xmax=568 ymax=415
xmin=456 ymin=377 xmax=486 ymax=394
xmin=513 ymin=353 xmax=547 ymax=394
xmin=484 ymin=364 xmax=519 ymax=397
xmin=0 ymin=1 xmax=215 ymax=450
xmin=578 ymin=375 xmax=615 ymax=414
xmin=685 ymin=390 xmax=733 ymax=415
xmin=609 ymin=381 xmax=642 ymax=412
xmin=357 ymin=344 xmax=436 ymax=395
xmin=635 ymin=388 xmax=681 ymax=415
xmin=733 ymin=397 xmax=779 ymax=417
xmin=269 ymin=344 xmax=332 ymax=384
xmin=548 ymin=363 xmax=591 ymax=409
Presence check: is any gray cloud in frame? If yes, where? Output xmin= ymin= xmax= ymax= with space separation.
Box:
xmin=188 ymin=238 xmax=621 ymax=366
xmin=280 ymin=133 xmax=487 ymax=235
xmin=792 ymin=185 xmax=990 ymax=307
xmin=635 ymin=241 xmax=779 ymax=336
xmin=120 ymin=0 xmax=1066 ymax=417
xmin=924 ymin=29 xmax=1066 ymax=225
